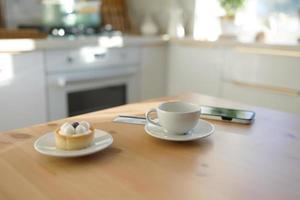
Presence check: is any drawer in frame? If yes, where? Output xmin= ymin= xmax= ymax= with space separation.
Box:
xmin=45 ymin=47 xmax=140 ymax=73
xmin=223 ymin=48 xmax=300 ymax=90
xmin=221 ymin=81 xmax=300 ymax=114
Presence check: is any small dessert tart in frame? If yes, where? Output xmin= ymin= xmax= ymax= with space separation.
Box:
xmin=55 ymin=121 xmax=94 ymax=150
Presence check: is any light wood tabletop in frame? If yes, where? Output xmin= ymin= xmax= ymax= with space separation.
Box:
xmin=0 ymin=93 xmax=300 ymax=200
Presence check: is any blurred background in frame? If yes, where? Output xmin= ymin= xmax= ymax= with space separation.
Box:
xmin=1 ymin=0 xmax=299 ymax=43
xmin=0 ymin=0 xmax=299 ymax=132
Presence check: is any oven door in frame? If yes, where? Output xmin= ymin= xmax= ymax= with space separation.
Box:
xmin=47 ymin=67 xmax=140 ymax=121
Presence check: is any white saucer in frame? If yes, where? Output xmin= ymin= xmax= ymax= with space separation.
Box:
xmin=145 ymin=119 xmax=214 ymax=141
xmin=34 ymin=129 xmax=113 ymax=157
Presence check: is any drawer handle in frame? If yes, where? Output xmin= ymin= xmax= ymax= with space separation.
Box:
xmin=94 ymin=53 xmax=106 ymax=59
xmin=225 ymin=79 xmax=300 ymax=96
xmin=66 ymin=56 xmax=74 ymax=63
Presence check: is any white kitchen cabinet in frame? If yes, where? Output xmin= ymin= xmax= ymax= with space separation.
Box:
xmin=221 ymin=48 xmax=300 ymax=113
xmin=0 ymin=52 xmax=47 ymax=132
xmin=140 ymin=45 xmax=167 ymax=100
xmin=222 ymin=81 xmax=300 ymax=113
xmin=222 ymin=48 xmax=300 ymax=91
xmin=167 ymin=42 xmax=300 ymax=114
xmin=167 ymin=43 xmax=223 ymax=97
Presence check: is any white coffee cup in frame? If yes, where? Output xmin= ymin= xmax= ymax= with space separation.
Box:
xmin=146 ymin=101 xmax=201 ymax=134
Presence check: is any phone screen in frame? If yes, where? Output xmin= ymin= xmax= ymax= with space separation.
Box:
xmin=201 ymin=106 xmax=255 ymax=120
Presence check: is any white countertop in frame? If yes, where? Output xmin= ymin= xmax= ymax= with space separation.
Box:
xmin=170 ymin=37 xmax=300 ymax=51
xmin=0 ymin=35 xmax=299 ymax=53
xmin=0 ymin=35 xmax=167 ymax=53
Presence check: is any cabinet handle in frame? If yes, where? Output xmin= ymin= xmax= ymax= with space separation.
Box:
xmin=225 ymin=79 xmax=300 ymax=97
xmin=94 ymin=53 xmax=106 ymax=59
xmin=234 ymin=47 xmax=300 ymax=58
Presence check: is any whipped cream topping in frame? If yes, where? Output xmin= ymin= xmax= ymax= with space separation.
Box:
xmin=59 ymin=121 xmax=91 ymax=136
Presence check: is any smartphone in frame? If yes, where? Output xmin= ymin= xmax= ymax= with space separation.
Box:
xmin=200 ymin=106 xmax=255 ymax=124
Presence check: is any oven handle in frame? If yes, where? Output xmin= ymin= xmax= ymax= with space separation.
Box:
xmin=56 ymin=67 xmax=137 ymax=87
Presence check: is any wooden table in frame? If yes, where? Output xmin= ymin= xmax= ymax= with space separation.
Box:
xmin=0 ymin=93 xmax=300 ymax=200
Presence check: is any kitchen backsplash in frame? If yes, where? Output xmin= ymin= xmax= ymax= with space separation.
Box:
xmin=3 ymin=0 xmax=195 ymax=33
xmin=4 ymin=0 xmax=42 ymax=27
xmin=0 ymin=0 xmax=4 ymax=27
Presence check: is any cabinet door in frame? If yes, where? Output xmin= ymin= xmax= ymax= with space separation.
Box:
xmin=140 ymin=45 xmax=167 ymax=100
xmin=167 ymin=43 xmax=223 ymax=97
xmin=223 ymin=48 xmax=300 ymax=90
xmin=222 ymin=48 xmax=300 ymax=113
xmin=0 ymin=52 xmax=47 ymax=132
xmin=222 ymin=81 xmax=300 ymax=113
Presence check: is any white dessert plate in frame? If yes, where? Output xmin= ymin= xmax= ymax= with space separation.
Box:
xmin=34 ymin=129 xmax=113 ymax=157
xmin=145 ymin=119 xmax=214 ymax=142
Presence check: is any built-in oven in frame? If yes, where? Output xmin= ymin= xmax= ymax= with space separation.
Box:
xmin=45 ymin=46 xmax=140 ymax=121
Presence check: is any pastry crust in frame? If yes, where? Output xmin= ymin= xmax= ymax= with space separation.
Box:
xmin=55 ymin=128 xmax=95 ymax=150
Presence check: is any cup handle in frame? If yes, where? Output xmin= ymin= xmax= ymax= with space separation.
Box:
xmin=146 ymin=108 xmax=161 ymax=127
